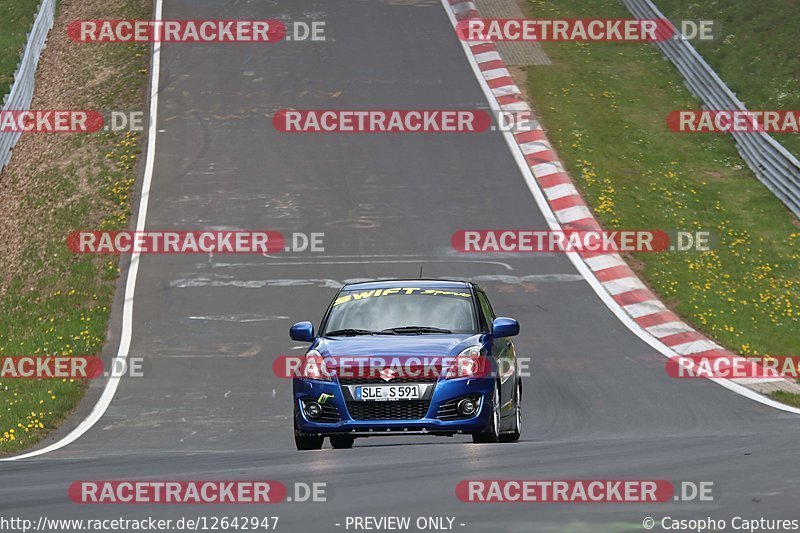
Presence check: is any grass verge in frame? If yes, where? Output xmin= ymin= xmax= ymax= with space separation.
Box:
xmin=654 ymin=0 xmax=800 ymax=158
xmin=770 ymin=391 xmax=800 ymax=409
xmin=0 ymin=0 xmax=151 ymax=454
xmin=0 ymin=0 xmax=41 ymax=99
xmin=521 ymin=0 xmax=799 ymax=359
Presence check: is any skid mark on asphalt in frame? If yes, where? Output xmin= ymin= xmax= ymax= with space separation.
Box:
xmin=187 ymin=314 xmax=290 ymax=322
xmin=192 ymin=259 xmax=517 ymax=270
xmin=203 ymin=253 xmax=545 ymax=267
xmin=168 ymin=273 xmax=583 ymax=289
xmin=127 ymin=342 xmax=263 ymax=358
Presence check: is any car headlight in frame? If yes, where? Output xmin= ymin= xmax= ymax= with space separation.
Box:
xmin=445 ymin=345 xmax=487 ymax=379
xmin=302 ymin=349 xmax=332 ymax=381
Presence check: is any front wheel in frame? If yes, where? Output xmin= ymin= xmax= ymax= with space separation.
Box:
xmin=330 ymin=435 xmax=355 ymax=449
xmin=499 ymin=379 xmax=522 ymax=443
xmin=294 ymin=425 xmax=324 ymax=450
xmin=472 ymin=384 xmax=500 ymax=444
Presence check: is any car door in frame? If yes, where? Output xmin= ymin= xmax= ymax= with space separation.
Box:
xmin=476 ymin=289 xmax=516 ymax=417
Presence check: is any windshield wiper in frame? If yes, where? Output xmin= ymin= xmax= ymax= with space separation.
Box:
xmin=381 ymin=326 xmax=452 ymax=334
xmin=324 ymin=328 xmax=391 ymax=337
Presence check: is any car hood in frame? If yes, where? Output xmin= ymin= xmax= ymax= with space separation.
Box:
xmin=312 ymin=334 xmax=482 ymax=358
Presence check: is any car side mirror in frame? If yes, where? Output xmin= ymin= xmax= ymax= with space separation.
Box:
xmin=492 ymin=317 xmax=519 ymax=337
xmin=290 ymin=321 xmax=315 ymax=342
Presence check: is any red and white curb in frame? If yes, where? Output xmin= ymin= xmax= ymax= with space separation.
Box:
xmin=443 ymin=0 xmax=800 ymax=406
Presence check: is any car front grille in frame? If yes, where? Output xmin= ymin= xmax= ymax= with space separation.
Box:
xmin=345 ymin=400 xmax=431 ymax=420
xmin=338 ymin=375 xmax=439 ymax=385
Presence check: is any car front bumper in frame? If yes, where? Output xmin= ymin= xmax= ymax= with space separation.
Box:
xmin=293 ymin=377 xmax=494 ymax=436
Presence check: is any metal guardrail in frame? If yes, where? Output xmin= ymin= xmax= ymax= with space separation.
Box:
xmin=623 ymin=0 xmax=800 ymax=220
xmin=0 ymin=0 xmax=56 ymax=172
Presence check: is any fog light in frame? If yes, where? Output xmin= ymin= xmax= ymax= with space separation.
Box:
xmin=457 ymin=398 xmax=477 ymax=416
xmin=305 ymin=401 xmax=322 ymax=419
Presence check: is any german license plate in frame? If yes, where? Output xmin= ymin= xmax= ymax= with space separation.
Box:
xmin=355 ymin=385 xmax=420 ymax=401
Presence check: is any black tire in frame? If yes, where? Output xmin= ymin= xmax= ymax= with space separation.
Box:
xmin=499 ymin=379 xmax=522 ymax=443
xmin=330 ymin=435 xmax=355 ymax=449
xmin=472 ymin=384 xmax=501 ymax=444
xmin=295 ymin=434 xmax=324 ymax=451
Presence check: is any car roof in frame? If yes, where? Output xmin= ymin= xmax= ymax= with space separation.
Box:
xmin=341 ymin=279 xmax=472 ymax=291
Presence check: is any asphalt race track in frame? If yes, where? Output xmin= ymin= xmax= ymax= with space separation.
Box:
xmin=2 ymin=1 xmax=800 ymax=531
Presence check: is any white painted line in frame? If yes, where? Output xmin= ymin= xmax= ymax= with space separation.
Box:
xmin=482 ymin=68 xmax=511 ymax=81
xmin=531 ymin=161 xmax=563 ymax=178
xmin=439 ymin=0 xmax=800 ymax=415
xmin=253 ymin=259 xmax=515 ymax=269
xmin=450 ymin=2 xmax=475 ymax=15
xmin=515 ymin=127 xmax=544 ymax=135
xmin=474 ymin=51 xmax=502 ymax=63
xmin=501 ymin=102 xmax=531 ymax=112
xmin=623 ymin=300 xmax=668 ymax=318
xmin=520 ymin=141 xmax=552 ymax=156
xmin=603 ymin=276 xmax=646 ymax=296
xmin=3 ymin=0 xmax=165 ymax=461
xmin=513 ymin=119 xmax=541 ymax=132
xmin=646 ymin=321 xmax=694 ymax=339
xmin=554 ymin=205 xmax=593 ymax=224
xmin=543 ymin=183 xmax=578 ymax=201
xmin=671 ymin=340 xmax=724 ymax=355
xmin=584 ymin=253 xmax=626 ymax=272
xmin=492 ymin=85 xmax=522 ymax=97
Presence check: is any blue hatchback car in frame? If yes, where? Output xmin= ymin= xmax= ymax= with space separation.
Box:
xmin=290 ymin=280 xmax=522 ymax=450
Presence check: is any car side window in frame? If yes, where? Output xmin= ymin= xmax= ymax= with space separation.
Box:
xmin=476 ymin=291 xmax=495 ymax=332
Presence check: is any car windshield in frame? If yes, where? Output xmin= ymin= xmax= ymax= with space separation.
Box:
xmin=322 ymin=286 xmax=478 ymax=335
